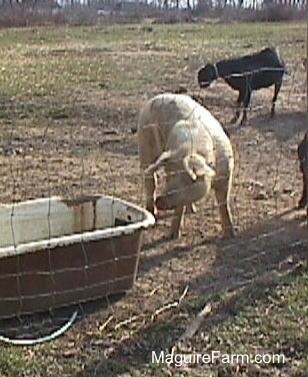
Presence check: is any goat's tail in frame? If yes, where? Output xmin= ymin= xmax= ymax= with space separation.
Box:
xmin=282 ymin=65 xmax=290 ymax=82
xmin=284 ymin=66 xmax=290 ymax=76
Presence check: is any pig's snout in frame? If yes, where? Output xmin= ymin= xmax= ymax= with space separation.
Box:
xmin=156 ymin=179 xmax=210 ymax=210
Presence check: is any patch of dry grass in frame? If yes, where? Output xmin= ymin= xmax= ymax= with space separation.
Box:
xmin=0 ymin=22 xmax=307 ymax=377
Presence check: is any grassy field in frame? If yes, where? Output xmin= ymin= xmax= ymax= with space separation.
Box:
xmin=0 ymin=21 xmax=307 ymax=377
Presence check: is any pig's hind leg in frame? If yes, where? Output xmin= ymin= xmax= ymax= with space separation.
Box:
xmin=213 ymin=177 xmax=234 ymax=238
xmin=169 ymin=206 xmax=185 ymax=239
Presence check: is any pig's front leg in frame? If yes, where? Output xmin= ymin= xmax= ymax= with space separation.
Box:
xmin=144 ymin=170 xmax=158 ymax=217
xmin=169 ymin=206 xmax=185 ymax=239
xmin=186 ymin=203 xmax=197 ymax=214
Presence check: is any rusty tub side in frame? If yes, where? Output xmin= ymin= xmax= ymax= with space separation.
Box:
xmin=0 ymin=196 xmax=155 ymax=319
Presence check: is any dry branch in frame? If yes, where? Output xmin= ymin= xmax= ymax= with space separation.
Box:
xmin=112 ymin=286 xmax=189 ymax=333
xmin=99 ymin=315 xmax=114 ymax=332
xmin=176 ymin=303 xmax=212 ymax=345
xmin=114 ymin=315 xmax=140 ymax=330
xmin=151 ymin=285 xmax=189 ymax=322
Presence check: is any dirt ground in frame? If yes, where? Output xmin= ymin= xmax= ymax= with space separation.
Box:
xmin=0 ymin=23 xmax=307 ymax=377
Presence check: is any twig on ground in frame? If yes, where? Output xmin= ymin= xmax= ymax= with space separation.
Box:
xmin=149 ymin=287 xmax=159 ymax=296
xmin=176 ymin=303 xmax=212 ymax=345
xmin=110 ymin=286 xmax=189 ymax=334
xmin=151 ymin=285 xmax=189 ymax=322
xmin=114 ymin=315 xmax=140 ymax=330
xmin=99 ymin=315 xmax=114 ymax=332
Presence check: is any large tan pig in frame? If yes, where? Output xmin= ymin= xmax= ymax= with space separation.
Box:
xmin=138 ymin=93 xmax=234 ymax=239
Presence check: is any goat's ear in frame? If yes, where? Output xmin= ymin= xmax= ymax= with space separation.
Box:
xmin=183 ymin=154 xmax=215 ymax=181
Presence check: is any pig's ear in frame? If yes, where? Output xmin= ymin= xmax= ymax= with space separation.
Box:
xmin=144 ymin=150 xmax=173 ymax=174
xmin=145 ymin=147 xmax=187 ymax=174
xmin=183 ymin=154 xmax=215 ymax=181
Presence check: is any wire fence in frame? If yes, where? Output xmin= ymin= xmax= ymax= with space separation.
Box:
xmin=0 ymin=36 xmax=307 ymax=350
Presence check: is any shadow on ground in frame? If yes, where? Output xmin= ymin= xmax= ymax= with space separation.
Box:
xmin=75 ymin=208 xmax=308 ymax=376
xmin=246 ymin=111 xmax=306 ymax=141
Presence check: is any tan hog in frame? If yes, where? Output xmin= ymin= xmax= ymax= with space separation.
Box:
xmin=138 ymin=93 xmax=234 ymax=239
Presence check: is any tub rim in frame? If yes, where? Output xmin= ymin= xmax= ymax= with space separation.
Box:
xmin=0 ymin=195 xmax=155 ymax=258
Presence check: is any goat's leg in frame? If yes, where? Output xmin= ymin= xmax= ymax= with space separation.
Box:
xmin=240 ymin=88 xmax=251 ymax=125
xmin=298 ymin=175 xmax=307 ymax=209
xmin=169 ymin=206 xmax=185 ymax=239
xmin=235 ymin=91 xmax=242 ymax=119
xmin=298 ymin=135 xmax=308 ymax=209
xmin=231 ymin=91 xmax=243 ymax=124
xmin=271 ymin=81 xmax=282 ymax=118
xmin=298 ymin=162 xmax=308 ymax=209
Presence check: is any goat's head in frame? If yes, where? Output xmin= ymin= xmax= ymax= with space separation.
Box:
xmin=197 ymin=64 xmax=217 ymax=88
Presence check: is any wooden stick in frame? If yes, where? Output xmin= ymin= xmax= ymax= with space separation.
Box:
xmin=151 ymin=285 xmax=189 ymax=322
xmin=177 ymin=303 xmax=212 ymax=344
xmin=114 ymin=315 xmax=140 ymax=330
xmin=99 ymin=315 xmax=114 ymax=332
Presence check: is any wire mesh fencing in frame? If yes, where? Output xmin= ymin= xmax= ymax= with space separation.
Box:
xmin=0 ymin=34 xmax=307 ymax=349
xmin=137 ymin=53 xmax=308 ymax=327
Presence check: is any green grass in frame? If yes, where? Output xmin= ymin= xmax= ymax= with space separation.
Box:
xmin=207 ymin=264 xmax=308 ymax=373
xmin=112 ymin=263 xmax=308 ymax=377
xmin=0 ymin=347 xmax=42 ymax=377
xmin=0 ymin=22 xmax=305 ymax=97
xmin=0 ymin=22 xmax=304 ymax=135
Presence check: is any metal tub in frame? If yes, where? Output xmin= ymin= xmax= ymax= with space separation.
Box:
xmin=0 ymin=195 xmax=155 ymax=319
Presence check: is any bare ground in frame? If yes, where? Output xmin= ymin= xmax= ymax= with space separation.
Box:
xmin=0 ymin=25 xmax=307 ymax=377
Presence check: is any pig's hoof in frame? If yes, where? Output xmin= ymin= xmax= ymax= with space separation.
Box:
xmin=146 ymin=204 xmax=157 ymax=217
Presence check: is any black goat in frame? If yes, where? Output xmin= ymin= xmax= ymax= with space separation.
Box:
xmin=297 ymin=133 xmax=308 ymax=209
xmin=197 ymin=47 xmax=286 ymax=125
